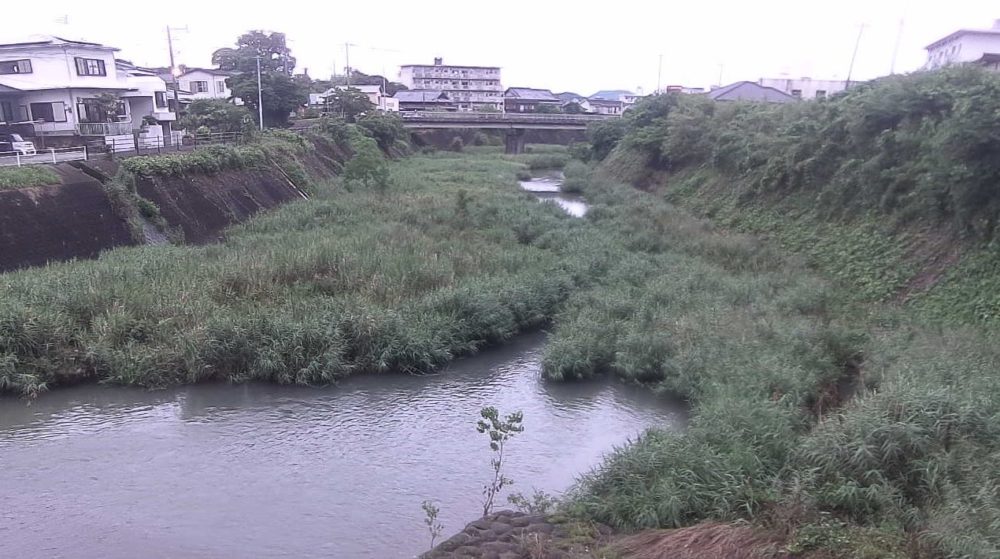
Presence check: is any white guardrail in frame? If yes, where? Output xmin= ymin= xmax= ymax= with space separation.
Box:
xmin=0 ymin=147 xmax=88 ymax=167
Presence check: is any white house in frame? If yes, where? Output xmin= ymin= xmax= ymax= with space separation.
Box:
xmin=316 ymin=85 xmax=399 ymax=112
xmin=0 ymin=35 xmax=176 ymax=146
xmin=176 ymin=68 xmax=234 ymax=101
xmin=925 ymin=19 xmax=1000 ymax=70
xmin=758 ymin=77 xmax=847 ymax=100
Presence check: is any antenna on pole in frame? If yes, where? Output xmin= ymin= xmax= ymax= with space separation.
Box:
xmin=656 ymin=54 xmax=663 ymax=94
xmin=255 ymin=56 xmax=264 ymax=130
xmin=846 ymin=24 xmax=866 ymax=89
xmin=166 ymin=25 xmax=188 ymax=144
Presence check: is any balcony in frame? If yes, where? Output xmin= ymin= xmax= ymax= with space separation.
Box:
xmin=77 ymin=122 xmax=134 ymax=136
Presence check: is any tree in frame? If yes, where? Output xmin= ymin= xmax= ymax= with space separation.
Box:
xmin=537 ymin=103 xmax=562 ymax=114
xmin=211 ymin=30 xmax=307 ymax=127
xmin=476 ymin=406 xmax=524 ymax=517
xmin=92 ymin=93 xmax=123 ymax=123
xmin=563 ymin=101 xmax=584 ymax=114
xmin=343 ymin=136 xmax=390 ymax=191
xmin=356 ymin=112 xmax=408 ymax=152
xmin=227 ymin=71 xmax=307 ymax=128
xmin=325 ymin=87 xmax=375 ymax=123
xmin=177 ymin=99 xmax=253 ymax=133
xmin=212 ymin=31 xmax=295 ymax=75
xmin=328 ymin=70 xmax=408 ymax=97
xmin=588 ymin=118 xmax=628 ymax=160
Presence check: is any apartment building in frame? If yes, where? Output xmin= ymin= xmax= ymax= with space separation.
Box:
xmin=398 ymin=58 xmax=502 ymax=111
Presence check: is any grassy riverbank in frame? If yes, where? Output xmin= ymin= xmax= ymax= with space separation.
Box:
xmin=555 ymin=68 xmax=1000 ymax=557
xmin=0 ymin=148 xmax=586 ymax=397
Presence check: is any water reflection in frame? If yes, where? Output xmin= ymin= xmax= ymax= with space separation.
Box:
xmin=0 ymin=333 xmax=683 ymax=559
xmin=519 ymin=173 xmax=589 ymax=217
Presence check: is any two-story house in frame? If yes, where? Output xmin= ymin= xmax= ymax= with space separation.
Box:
xmin=0 ymin=35 xmax=175 ymax=147
xmin=176 ymin=68 xmax=234 ymax=101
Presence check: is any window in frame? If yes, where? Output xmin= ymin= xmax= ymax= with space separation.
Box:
xmin=215 ymin=81 xmax=226 ymax=93
xmin=29 ymin=102 xmax=67 ymax=122
xmin=191 ymin=81 xmax=209 ymax=93
xmin=791 ymin=89 xmax=802 ymax=98
xmin=0 ymin=101 xmax=13 ymax=122
xmin=154 ymin=91 xmax=168 ymax=109
xmin=0 ymin=59 xmax=32 ymax=74
xmin=74 ymin=57 xmax=106 ymax=76
xmin=815 ymin=90 xmax=827 ymax=99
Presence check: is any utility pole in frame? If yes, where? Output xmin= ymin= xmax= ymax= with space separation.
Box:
xmin=657 ymin=54 xmax=663 ymax=94
xmin=255 ymin=56 xmax=264 ymax=131
xmin=166 ymin=25 xmax=187 ymax=144
xmin=344 ymin=43 xmax=352 ymax=86
xmin=846 ymin=24 xmax=866 ymax=89
xmin=890 ymin=18 xmax=905 ymax=74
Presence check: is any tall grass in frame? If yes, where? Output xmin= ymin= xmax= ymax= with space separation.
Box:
xmin=561 ymin=136 xmax=1000 ymax=555
xmin=0 ymin=166 xmax=60 ymax=190
xmin=0 ymin=150 xmax=586 ymax=397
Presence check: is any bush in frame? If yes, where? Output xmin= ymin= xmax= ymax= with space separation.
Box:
xmin=448 ymin=136 xmax=465 ymax=152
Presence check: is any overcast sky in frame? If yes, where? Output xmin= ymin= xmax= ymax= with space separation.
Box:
xmin=2 ymin=0 xmax=997 ymax=94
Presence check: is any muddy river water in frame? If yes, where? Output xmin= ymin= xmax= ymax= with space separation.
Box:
xmin=0 ymin=333 xmax=684 ymax=558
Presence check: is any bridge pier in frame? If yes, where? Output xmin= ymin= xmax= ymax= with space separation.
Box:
xmin=504 ymin=129 xmax=526 ymax=155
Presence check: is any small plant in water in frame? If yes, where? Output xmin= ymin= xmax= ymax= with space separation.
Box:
xmin=421 ymin=499 xmax=444 ymax=550
xmin=477 ymin=406 xmax=524 ymax=517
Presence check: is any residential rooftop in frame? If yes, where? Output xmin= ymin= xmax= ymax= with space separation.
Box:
xmin=926 ymin=20 xmax=1000 ymax=50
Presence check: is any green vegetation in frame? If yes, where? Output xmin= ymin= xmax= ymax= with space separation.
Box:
xmin=552 ymin=66 xmax=1000 ymax=557
xmin=477 ymin=406 xmax=524 ymax=517
xmin=0 ymin=147 xmax=590 ymax=398
xmin=421 ymin=500 xmax=444 ymax=550
xmin=595 ymin=66 xmax=1000 ymax=325
xmin=324 ymin=87 xmax=375 ymax=123
xmin=213 ymin=30 xmax=307 ymax=127
xmin=0 ymin=166 xmax=60 ymax=190
xmin=177 ymin=99 xmax=253 ymax=134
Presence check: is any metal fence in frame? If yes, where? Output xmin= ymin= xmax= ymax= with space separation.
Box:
xmin=95 ymin=132 xmax=244 ymax=158
xmin=0 ymin=146 xmax=88 ymax=167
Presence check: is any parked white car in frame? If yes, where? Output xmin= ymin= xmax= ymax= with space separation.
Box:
xmin=0 ymin=133 xmax=37 ymax=156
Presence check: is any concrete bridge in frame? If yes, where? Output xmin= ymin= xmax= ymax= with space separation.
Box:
xmin=399 ymin=112 xmax=617 ymax=153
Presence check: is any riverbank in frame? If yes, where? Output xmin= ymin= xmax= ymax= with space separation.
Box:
xmin=555 ymin=69 xmax=1000 ymax=557
xmin=0 ymin=150 xmax=552 ymax=396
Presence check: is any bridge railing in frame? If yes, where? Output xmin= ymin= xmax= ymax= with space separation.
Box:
xmin=399 ymin=112 xmax=618 ymax=123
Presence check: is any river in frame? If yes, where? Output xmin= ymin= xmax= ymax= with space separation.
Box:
xmin=519 ymin=172 xmax=588 ymax=217
xmin=0 ymin=333 xmax=684 ymax=558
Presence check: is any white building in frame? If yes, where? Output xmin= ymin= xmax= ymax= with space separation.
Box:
xmin=312 ymin=84 xmax=399 ymax=113
xmin=176 ymin=68 xmax=234 ymax=100
xmin=758 ymin=77 xmax=847 ymax=100
xmin=398 ymin=58 xmax=502 ymax=111
xmin=0 ymin=35 xmax=176 ymax=146
xmin=925 ymin=19 xmax=1000 ymax=70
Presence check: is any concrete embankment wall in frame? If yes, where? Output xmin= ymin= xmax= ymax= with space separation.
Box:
xmin=0 ymin=150 xmax=332 ymax=271
xmin=134 ymin=167 xmax=306 ymax=244
xmin=0 ymin=165 xmax=136 ymax=273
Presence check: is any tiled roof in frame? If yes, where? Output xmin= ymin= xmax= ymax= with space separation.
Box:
xmin=504 ymin=88 xmax=559 ymax=101
xmin=706 ymin=81 xmax=798 ymax=103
